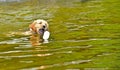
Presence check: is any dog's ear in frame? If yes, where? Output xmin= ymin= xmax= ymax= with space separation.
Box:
xmin=29 ymin=22 xmax=37 ymax=32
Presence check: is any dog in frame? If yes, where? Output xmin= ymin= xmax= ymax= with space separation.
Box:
xmin=29 ymin=19 xmax=49 ymax=42
xmin=29 ymin=19 xmax=49 ymax=34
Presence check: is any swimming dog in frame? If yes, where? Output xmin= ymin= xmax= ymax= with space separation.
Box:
xmin=29 ymin=19 xmax=49 ymax=40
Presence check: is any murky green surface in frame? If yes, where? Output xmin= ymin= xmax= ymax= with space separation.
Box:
xmin=0 ymin=0 xmax=120 ymax=70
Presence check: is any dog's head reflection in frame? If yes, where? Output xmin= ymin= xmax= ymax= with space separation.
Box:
xmin=30 ymin=34 xmax=43 ymax=46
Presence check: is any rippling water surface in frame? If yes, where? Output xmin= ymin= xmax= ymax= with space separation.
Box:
xmin=0 ymin=0 xmax=120 ymax=70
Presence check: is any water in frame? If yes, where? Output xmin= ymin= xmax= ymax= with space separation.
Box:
xmin=0 ymin=0 xmax=120 ymax=70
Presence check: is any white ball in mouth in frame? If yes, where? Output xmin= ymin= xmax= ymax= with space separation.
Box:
xmin=43 ymin=31 xmax=50 ymax=42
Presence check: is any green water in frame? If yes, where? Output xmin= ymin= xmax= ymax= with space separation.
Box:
xmin=0 ymin=0 xmax=120 ymax=70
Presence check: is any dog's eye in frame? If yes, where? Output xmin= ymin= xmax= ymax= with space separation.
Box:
xmin=39 ymin=22 xmax=42 ymax=24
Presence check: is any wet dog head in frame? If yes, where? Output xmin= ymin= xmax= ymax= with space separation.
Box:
xmin=29 ymin=19 xmax=49 ymax=35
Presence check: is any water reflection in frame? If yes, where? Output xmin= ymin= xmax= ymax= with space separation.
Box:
xmin=30 ymin=34 xmax=43 ymax=46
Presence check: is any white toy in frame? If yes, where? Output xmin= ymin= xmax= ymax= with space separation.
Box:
xmin=43 ymin=31 xmax=50 ymax=43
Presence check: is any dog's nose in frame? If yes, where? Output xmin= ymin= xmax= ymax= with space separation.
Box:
xmin=43 ymin=25 xmax=46 ymax=28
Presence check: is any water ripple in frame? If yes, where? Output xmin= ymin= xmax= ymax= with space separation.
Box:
xmin=0 ymin=53 xmax=52 ymax=59
xmin=0 ymin=55 xmax=33 ymax=59
xmin=0 ymin=50 xmax=22 ymax=54
xmin=50 ymin=45 xmax=92 ymax=51
xmin=62 ymin=38 xmax=111 ymax=43
xmin=19 ymin=60 xmax=34 ymax=64
xmin=0 ymin=50 xmax=49 ymax=55
xmin=21 ymin=59 xmax=91 ymax=70
xmin=67 ymin=23 xmax=105 ymax=31
xmin=0 ymin=37 xmax=29 ymax=44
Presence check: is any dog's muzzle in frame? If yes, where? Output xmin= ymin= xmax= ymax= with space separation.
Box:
xmin=39 ymin=29 xmax=44 ymax=34
xmin=38 ymin=26 xmax=46 ymax=34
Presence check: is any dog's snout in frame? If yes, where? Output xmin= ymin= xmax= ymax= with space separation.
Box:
xmin=43 ymin=25 xmax=46 ymax=28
